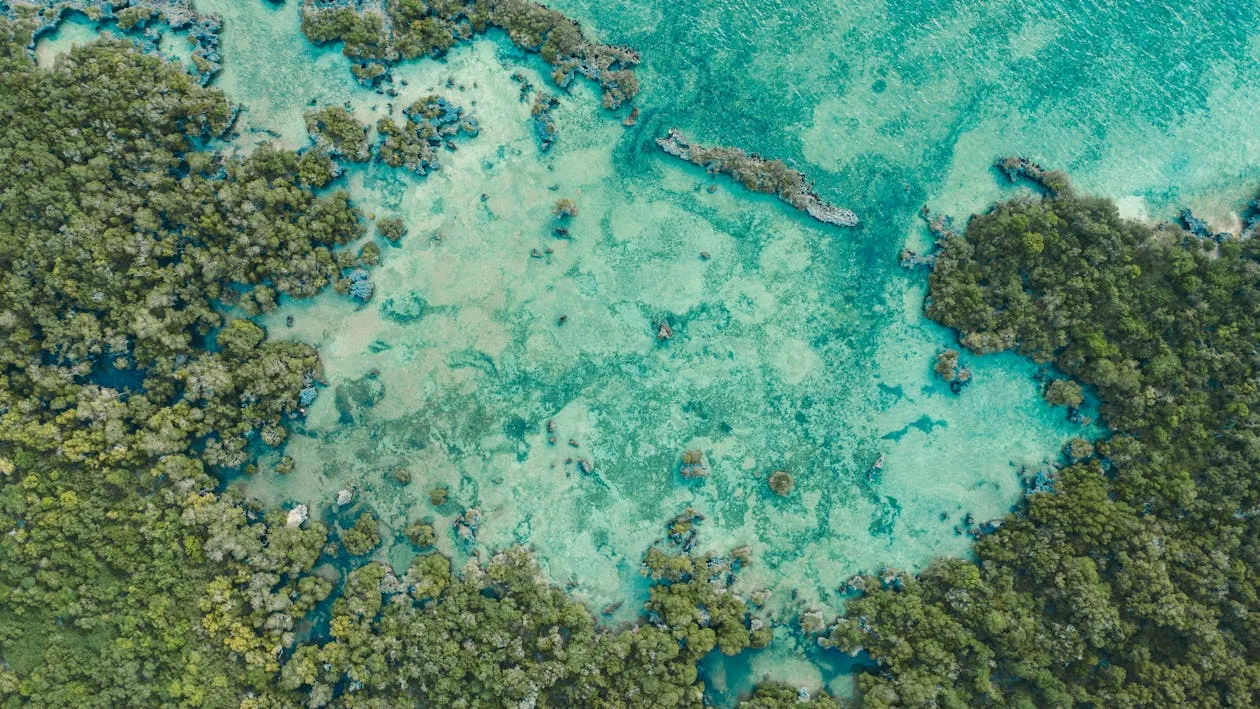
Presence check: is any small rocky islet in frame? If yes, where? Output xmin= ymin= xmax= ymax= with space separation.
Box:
xmin=657 ymin=127 xmax=859 ymax=227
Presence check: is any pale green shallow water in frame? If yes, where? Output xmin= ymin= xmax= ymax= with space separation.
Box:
xmin=34 ymin=0 xmax=1260 ymax=698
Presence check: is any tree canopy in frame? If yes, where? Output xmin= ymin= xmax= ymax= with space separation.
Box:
xmin=829 ymin=172 xmax=1260 ymax=707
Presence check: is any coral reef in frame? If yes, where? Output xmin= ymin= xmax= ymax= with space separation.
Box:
xmin=531 ymin=91 xmax=560 ymax=150
xmin=899 ymin=247 xmax=936 ymax=269
xmin=453 ymin=506 xmax=481 ymax=544
xmin=666 ymin=507 xmax=704 ymax=548
xmin=553 ymin=196 xmax=578 ymax=217
xmin=429 ymin=486 xmax=449 ymax=506
xmin=994 ymin=155 xmax=1073 ymax=196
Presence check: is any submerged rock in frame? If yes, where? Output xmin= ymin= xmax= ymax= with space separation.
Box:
xmin=299 ymin=0 xmax=639 ymax=110
xmin=531 ymin=93 xmax=560 ymax=152
xmin=656 ymin=128 xmax=858 ymax=227
xmin=1179 ymin=207 xmax=1232 ymax=242
xmin=679 ymin=449 xmax=706 ymax=478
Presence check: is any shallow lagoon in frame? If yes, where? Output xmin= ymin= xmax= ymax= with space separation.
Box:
xmin=33 ymin=0 xmax=1260 ymax=697
xmin=207 ymin=1 xmax=1088 ymax=694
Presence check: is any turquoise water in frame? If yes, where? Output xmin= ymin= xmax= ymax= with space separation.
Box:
xmin=33 ymin=0 xmax=1260 ymax=698
xmin=32 ymin=9 xmax=194 ymax=69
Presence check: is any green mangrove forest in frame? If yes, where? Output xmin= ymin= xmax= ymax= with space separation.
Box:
xmin=3 ymin=2 xmax=1260 ymax=708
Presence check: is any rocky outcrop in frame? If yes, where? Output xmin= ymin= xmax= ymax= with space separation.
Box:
xmin=656 ymin=129 xmax=857 ymax=228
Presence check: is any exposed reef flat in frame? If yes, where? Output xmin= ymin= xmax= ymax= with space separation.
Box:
xmin=657 ymin=128 xmax=858 ymax=227
xmin=5 ymin=0 xmax=223 ymax=81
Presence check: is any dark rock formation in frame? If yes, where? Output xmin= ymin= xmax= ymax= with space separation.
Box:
xmin=656 ymin=128 xmax=858 ymax=227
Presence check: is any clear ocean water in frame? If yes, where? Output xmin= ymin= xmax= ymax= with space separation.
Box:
xmin=34 ymin=0 xmax=1260 ymax=698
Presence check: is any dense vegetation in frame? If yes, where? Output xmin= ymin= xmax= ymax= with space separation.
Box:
xmin=829 ymin=170 xmax=1260 ymax=706
xmin=300 ymin=0 xmax=640 ymax=108
xmin=0 ymin=20 xmax=357 ymax=705
xmin=305 ymin=105 xmax=372 ymax=162
xmin=0 ymin=20 xmax=827 ymax=709
xmin=304 ymin=95 xmax=479 ymax=178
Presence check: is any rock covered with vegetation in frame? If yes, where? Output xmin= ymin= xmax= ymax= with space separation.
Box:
xmin=305 ymin=105 xmax=372 ymax=161
xmin=278 ymin=543 xmax=769 ymax=707
xmin=933 ymin=348 xmax=971 ymax=392
xmin=657 ymin=128 xmax=858 ymax=227
xmin=8 ymin=0 xmax=225 ymax=81
xmin=828 ymin=167 xmax=1260 ymax=705
xmin=768 ymin=470 xmax=794 ymax=496
xmin=1043 ymin=376 xmax=1084 ymax=408
xmin=375 ymin=94 xmax=478 ymax=175
xmin=739 ymin=683 xmax=842 ymax=708
xmin=303 ymin=96 xmax=478 ymax=179
xmin=299 ymin=0 xmax=640 ymax=110
xmin=339 ymin=509 xmax=381 ymax=555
